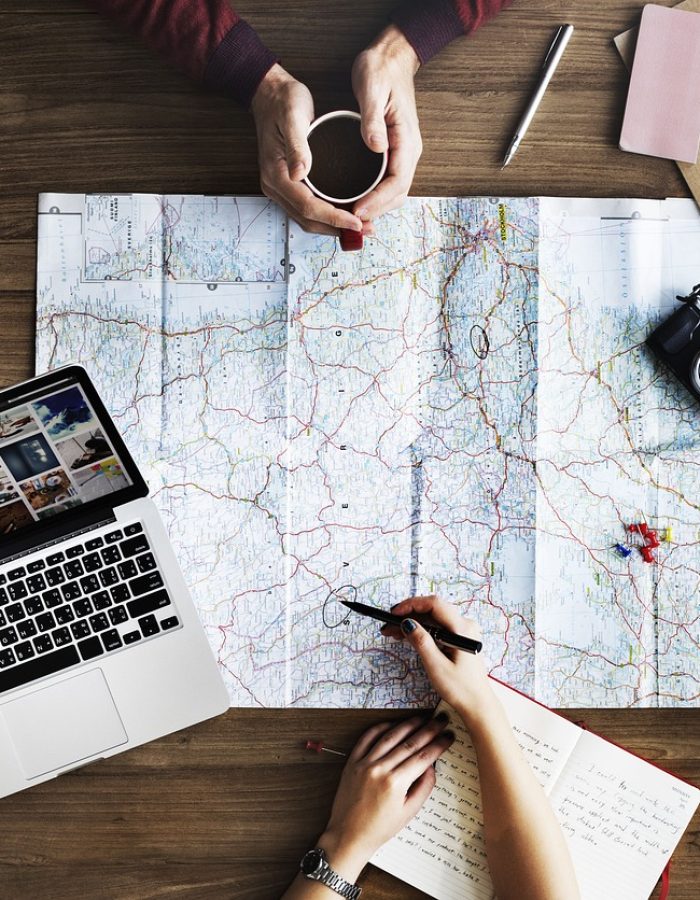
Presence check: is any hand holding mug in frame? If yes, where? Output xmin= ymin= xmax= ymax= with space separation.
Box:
xmin=251 ymin=64 xmax=365 ymax=237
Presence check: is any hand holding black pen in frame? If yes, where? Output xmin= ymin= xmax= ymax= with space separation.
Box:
xmin=340 ymin=599 xmax=482 ymax=654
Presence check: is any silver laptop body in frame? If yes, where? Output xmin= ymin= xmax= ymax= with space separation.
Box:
xmin=0 ymin=365 xmax=228 ymax=798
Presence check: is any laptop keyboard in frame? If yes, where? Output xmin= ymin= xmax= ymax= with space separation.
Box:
xmin=0 ymin=522 xmax=180 ymax=696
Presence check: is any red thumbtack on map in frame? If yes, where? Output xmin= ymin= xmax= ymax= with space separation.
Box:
xmin=640 ymin=545 xmax=656 ymax=563
xmin=305 ymin=739 xmax=347 ymax=757
xmin=645 ymin=530 xmax=660 ymax=549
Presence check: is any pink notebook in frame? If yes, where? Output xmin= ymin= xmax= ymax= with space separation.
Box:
xmin=620 ymin=4 xmax=700 ymax=164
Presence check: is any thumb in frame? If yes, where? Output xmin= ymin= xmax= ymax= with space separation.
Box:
xmin=401 ymin=619 xmax=447 ymax=680
xmin=283 ymin=115 xmax=312 ymax=181
xmin=357 ymin=86 xmax=389 ymax=153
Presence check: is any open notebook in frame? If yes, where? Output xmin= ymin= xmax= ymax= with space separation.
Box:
xmin=372 ymin=681 xmax=699 ymax=900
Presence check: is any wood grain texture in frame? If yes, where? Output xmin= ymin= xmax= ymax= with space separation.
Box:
xmin=0 ymin=2 xmax=697 ymax=898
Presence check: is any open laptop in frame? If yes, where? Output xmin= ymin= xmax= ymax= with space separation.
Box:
xmin=0 ymin=365 xmax=228 ymax=798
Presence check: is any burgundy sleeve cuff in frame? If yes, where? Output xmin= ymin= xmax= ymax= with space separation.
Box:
xmin=204 ymin=20 xmax=278 ymax=109
xmin=391 ymin=0 xmax=465 ymax=66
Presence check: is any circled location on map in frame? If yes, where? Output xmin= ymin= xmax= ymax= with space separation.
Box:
xmin=469 ymin=325 xmax=490 ymax=360
xmin=323 ymin=584 xmax=356 ymax=629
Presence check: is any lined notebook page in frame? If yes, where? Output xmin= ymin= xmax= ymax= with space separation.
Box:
xmin=549 ymin=730 xmax=700 ymax=900
xmin=371 ymin=681 xmax=581 ymax=900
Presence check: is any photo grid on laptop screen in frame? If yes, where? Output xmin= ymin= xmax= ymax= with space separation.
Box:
xmin=0 ymin=383 xmax=133 ymax=538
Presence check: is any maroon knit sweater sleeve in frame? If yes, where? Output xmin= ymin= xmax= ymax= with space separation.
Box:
xmin=89 ymin=0 xmax=277 ymax=108
xmin=392 ymin=0 xmax=511 ymax=65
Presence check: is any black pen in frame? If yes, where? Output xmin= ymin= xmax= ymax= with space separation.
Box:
xmin=340 ymin=599 xmax=482 ymax=654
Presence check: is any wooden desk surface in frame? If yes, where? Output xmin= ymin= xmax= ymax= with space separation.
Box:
xmin=0 ymin=2 xmax=697 ymax=897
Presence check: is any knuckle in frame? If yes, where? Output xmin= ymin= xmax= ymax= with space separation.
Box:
xmin=401 ymin=736 xmax=418 ymax=754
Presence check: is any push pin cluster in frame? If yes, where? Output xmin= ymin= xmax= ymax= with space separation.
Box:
xmin=613 ymin=522 xmax=672 ymax=563
xmin=626 ymin=522 xmax=667 ymax=563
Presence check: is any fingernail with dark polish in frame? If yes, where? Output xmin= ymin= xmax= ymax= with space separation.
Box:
xmin=401 ymin=618 xmax=417 ymax=634
xmin=443 ymin=730 xmax=455 ymax=742
xmin=435 ymin=711 xmax=449 ymax=724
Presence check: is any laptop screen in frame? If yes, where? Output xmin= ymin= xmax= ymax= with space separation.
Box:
xmin=0 ymin=369 xmax=146 ymax=546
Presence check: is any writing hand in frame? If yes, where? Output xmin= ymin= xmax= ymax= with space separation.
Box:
xmin=382 ymin=595 xmax=496 ymax=728
xmin=251 ymin=64 xmax=364 ymax=237
xmin=351 ymin=25 xmax=421 ymax=227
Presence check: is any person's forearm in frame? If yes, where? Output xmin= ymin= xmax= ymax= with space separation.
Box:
xmin=89 ymin=0 xmax=277 ymax=108
xmin=458 ymin=693 xmax=580 ymax=900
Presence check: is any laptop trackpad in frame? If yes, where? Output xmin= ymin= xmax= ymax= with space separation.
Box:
xmin=1 ymin=668 xmax=128 ymax=779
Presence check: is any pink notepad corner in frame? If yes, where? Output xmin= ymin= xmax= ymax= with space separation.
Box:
xmin=620 ymin=3 xmax=700 ymax=164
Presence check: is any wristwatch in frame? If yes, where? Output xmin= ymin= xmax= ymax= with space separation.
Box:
xmin=299 ymin=847 xmax=362 ymax=899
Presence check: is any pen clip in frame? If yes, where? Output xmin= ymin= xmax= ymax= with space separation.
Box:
xmin=542 ymin=25 xmax=565 ymax=69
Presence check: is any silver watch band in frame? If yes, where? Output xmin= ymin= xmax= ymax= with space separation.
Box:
xmin=300 ymin=849 xmax=362 ymax=899
xmin=320 ymin=865 xmax=361 ymax=900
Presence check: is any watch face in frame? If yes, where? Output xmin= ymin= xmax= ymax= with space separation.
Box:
xmin=301 ymin=849 xmax=324 ymax=876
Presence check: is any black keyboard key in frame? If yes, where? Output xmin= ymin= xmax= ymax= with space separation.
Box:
xmin=139 ymin=615 xmax=159 ymax=637
xmin=136 ymin=553 xmax=157 ymax=573
xmin=61 ymin=582 xmax=81 ymax=602
xmin=110 ymin=584 xmax=130 ymax=604
xmin=0 ymin=610 xmax=4 ymax=628
xmin=0 ymin=648 xmax=15 ymax=668
xmin=77 ymin=637 xmax=103 ymax=662
xmin=8 ymin=566 xmax=26 ymax=581
xmin=83 ymin=552 xmax=103 ymax=573
xmin=33 ymin=634 xmax=53 ymax=654
xmin=42 ymin=588 xmax=63 ymax=609
xmin=93 ymin=592 xmax=111 ymax=611
xmin=161 ymin=616 xmax=179 ymax=630
xmin=0 ymin=574 xmax=5 ymax=584
xmin=0 ymin=626 xmax=18 ymax=646
xmin=0 ymin=586 xmax=7 ymax=605
xmin=24 ymin=597 xmax=44 ymax=617
xmin=124 ymin=522 xmax=143 ymax=536
xmin=86 ymin=537 xmax=104 ymax=551
xmin=123 ymin=630 xmax=141 ymax=645
xmin=0 ymin=645 xmax=80 ymax=694
xmin=73 ymin=598 xmax=93 ymax=618
xmin=121 ymin=535 xmax=150 ymax=558
xmin=47 ymin=552 xmax=65 ymax=566
xmin=80 ymin=574 xmax=100 ymax=595
xmin=66 ymin=544 xmax=85 ymax=558
xmin=27 ymin=559 xmax=46 ymax=573
xmin=100 ymin=546 xmax=120 ymax=565
xmin=101 ymin=629 xmax=122 ymax=652
xmin=36 ymin=612 xmax=56 ymax=633
xmin=89 ymin=612 xmax=109 ymax=633
xmin=15 ymin=640 xmax=35 ymax=661
xmin=108 ymin=605 xmax=128 ymax=626
xmin=8 ymin=582 xmax=28 ymax=601
xmin=70 ymin=620 xmax=90 ymax=640
xmin=17 ymin=620 xmax=37 ymax=640
xmin=64 ymin=560 xmax=84 ymax=579
xmin=117 ymin=559 xmax=138 ymax=580
xmin=99 ymin=567 xmax=119 ymax=587
xmin=128 ymin=589 xmax=170 ymax=620
xmin=129 ymin=571 xmax=164 ymax=598
xmin=27 ymin=573 xmax=46 ymax=593
xmin=6 ymin=603 xmax=25 ymax=623
xmin=52 ymin=627 xmax=72 ymax=647
xmin=45 ymin=566 xmax=65 ymax=586
xmin=105 ymin=529 xmax=123 ymax=544
xmin=55 ymin=605 xmax=75 ymax=625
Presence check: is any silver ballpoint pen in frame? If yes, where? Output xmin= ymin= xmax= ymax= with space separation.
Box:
xmin=501 ymin=24 xmax=574 ymax=169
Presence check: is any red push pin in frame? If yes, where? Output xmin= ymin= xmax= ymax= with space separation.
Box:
xmin=628 ymin=523 xmax=649 ymax=536
xmin=305 ymin=739 xmax=347 ymax=757
xmin=645 ymin=530 xmax=660 ymax=549
xmin=640 ymin=545 xmax=656 ymax=563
